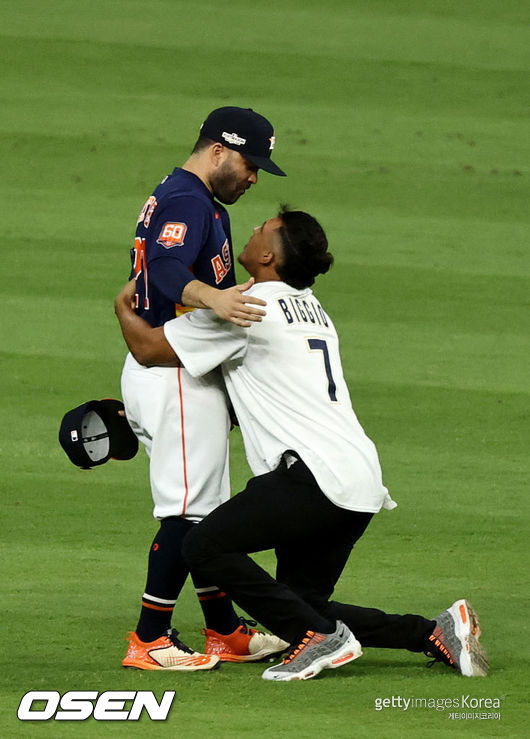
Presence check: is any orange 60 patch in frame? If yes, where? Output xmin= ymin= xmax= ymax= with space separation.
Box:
xmin=157 ymin=222 xmax=188 ymax=248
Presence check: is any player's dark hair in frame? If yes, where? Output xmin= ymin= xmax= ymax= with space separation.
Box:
xmin=191 ymin=135 xmax=216 ymax=154
xmin=276 ymin=205 xmax=333 ymax=289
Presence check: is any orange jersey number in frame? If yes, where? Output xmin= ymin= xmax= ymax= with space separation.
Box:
xmin=132 ymin=237 xmax=149 ymax=310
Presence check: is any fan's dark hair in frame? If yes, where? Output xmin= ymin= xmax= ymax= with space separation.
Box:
xmin=276 ymin=205 xmax=333 ymax=289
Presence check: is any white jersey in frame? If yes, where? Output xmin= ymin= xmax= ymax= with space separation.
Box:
xmin=164 ymin=281 xmax=396 ymax=514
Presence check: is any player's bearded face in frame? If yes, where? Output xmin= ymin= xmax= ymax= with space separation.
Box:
xmin=211 ymin=152 xmax=258 ymax=205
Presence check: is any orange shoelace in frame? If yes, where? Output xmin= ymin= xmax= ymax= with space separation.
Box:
xmin=428 ymin=634 xmax=455 ymax=665
xmin=282 ymin=630 xmax=326 ymax=664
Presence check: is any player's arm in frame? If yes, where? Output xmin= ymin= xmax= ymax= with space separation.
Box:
xmin=146 ymin=198 xmax=266 ymax=328
xmin=115 ymin=281 xmax=180 ymax=367
xmin=181 ymin=277 xmax=266 ymax=328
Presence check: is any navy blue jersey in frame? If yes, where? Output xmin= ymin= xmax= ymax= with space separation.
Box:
xmin=129 ymin=168 xmax=236 ymax=327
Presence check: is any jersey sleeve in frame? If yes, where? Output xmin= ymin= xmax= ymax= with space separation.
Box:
xmin=163 ymin=310 xmax=248 ymax=377
xmin=146 ymin=195 xmax=209 ymax=303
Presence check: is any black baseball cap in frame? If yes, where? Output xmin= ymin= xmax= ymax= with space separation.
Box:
xmin=200 ymin=106 xmax=286 ymax=177
xmin=59 ymin=399 xmax=138 ymax=469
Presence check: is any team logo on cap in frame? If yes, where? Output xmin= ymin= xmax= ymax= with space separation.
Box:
xmin=222 ymin=132 xmax=246 ymax=146
xmin=157 ymin=222 xmax=187 ymax=248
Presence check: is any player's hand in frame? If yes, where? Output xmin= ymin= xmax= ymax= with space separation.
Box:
xmin=206 ymin=278 xmax=267 ymax=327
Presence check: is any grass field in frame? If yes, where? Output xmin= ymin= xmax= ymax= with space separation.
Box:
xmin=1 ymin=0 xmax=528 ymax=736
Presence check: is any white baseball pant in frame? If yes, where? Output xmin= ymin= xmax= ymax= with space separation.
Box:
xmin=121 ymin=353 xmax=231 ymax=521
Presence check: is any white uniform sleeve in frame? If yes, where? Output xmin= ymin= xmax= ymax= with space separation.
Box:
xmin=163 ymin=309 xmax=248 ymax=377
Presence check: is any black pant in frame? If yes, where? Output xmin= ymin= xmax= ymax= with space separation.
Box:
xmin=183 ymin=454 xmax=434 ymax=648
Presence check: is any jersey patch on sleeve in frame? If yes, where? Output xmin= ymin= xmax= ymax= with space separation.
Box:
xmin=157 ymin=222 xmax=188 ymax=248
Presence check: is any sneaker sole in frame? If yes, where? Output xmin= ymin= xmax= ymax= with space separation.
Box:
xmin=448 ymin=599 xmax=489 ymax=677
xmin=262 ymin=634 xmax=362 ymax=682
xmin=122 ymin=659 xmax=219 ymax=671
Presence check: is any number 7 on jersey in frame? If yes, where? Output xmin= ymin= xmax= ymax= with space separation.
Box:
xmin=307 ymin=338 xmax=338 ymax=402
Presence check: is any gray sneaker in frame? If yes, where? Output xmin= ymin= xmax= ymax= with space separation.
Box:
xmin=261 ymin=621 xmax=362 ymax=682
xmin=426 ymin=599 xmax=489 ymax=677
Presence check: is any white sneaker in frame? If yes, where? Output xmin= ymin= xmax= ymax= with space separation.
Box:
xmin=426 ymin=599 xmax=489 ymax=677
xmin=262 ymin=621 xmax=362 ymax=681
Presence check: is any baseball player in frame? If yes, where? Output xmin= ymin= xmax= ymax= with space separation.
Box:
xmin=115 ymin=206 xmax=489 ymax=681
xmin=120 ymin=107 xmax=288 ymax=671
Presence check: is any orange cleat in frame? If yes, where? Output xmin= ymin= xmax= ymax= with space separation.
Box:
xmin=203 ymin=619 xmax=289 ymax=662
xmin=122 ymin=629 xmax=219 ymax=671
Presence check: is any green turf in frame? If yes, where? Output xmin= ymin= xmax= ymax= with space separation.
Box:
xmin=1 ymin=0 xmax=528 ymax=736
